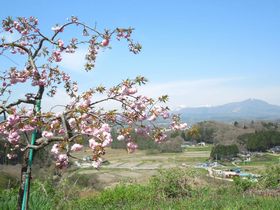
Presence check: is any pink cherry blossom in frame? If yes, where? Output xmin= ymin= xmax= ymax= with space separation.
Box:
xmin=101 ymin=39 xmax=109 ymax=47
xmin=42 ymin=131 xmax=54 ymax=139
xmin=52 ymin=50 xmax=62 ymax=62
xmin=101 ymin=133 xmax=112 ymax=147
xmin=127 ymin=142 xmax=138 ymax=153
xmin=89 ymin=139 xmax=101 ymax=150
xmin=57 ymin=39 xmax=64 ymax=48
xmin=179 ymin=123 xmax=188 ymax=130
xmin=51 ymin=25 xmax=63 ymax=33
xmin=100 ymin=123 xmax=110 ymax=132
xmin=68 ymin=118 xmax=76 ymax=128
xmin=127 ymin=87 xmax=137 ymax=95
xmin=7 ymin=153 xmax=17 ymax=159
xmin=51 ymin=144 xmax=60 ymax=155
xmin=154 ymin=132 xmax=167 ymax=143
xmin=7 ymin=114 xmax=20 ymax=126
xmin=148 ymin=114 xmax=157 ymax=121
xmin=71 ymin=143 xmax=83 ymax=152
xmin=117 ymin=135 xmax=125 ymax=141
xmin=20 ymin=125 xmax=35 ymax=132
xmin=0 ymin=17 xmax=187 ymax=175
xmin=8 ymin=131 xmax=20 ymax=144
xmin=50 ymin=120 xmax=60 ymax=129
xmin=92 ymin=158 xmax=102 ymax=168
xmin=171 ymin=122 xmax=188 ymax=131
xmin=79 ymin=99 xmax=91 ymax=109
xmin=56 ymin=154 xmax=68 ymax=168
xmin=161 ymin=111 xmax=169 ymax=119
xmin=135 ymin=127 xmax=150 ymax=136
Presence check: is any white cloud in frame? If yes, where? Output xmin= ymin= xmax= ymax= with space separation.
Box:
xmin=60 ymin=48 xmax=87 ymax=72
xmin=138 ymin=77 xmax=280 ymax=110
xmin=42 ymin=88 xmax=71 ymax=112
xmin=40 ymin=77 xmax=280 ymax=113
xmin=60 ymin=48 xmax=107 ymax=73
xmin=42 ymin=88 xmax=122 ymax=113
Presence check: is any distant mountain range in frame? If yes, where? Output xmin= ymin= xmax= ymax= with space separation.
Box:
xmin=176 ymin=99 xmax=280 ymax=123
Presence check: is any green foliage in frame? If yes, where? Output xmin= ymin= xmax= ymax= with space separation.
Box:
xmin=0 ymin=180 xmax=56 ymax=210
xmin=1 ymin=168 xmax=280 ymax=210
xmin=170 ymin=131 xmax=180 ymax=138
xmin=70 ymin=169 xmax=280 ymax=210
xmin=149 ymin=168 xmax=197 ymax=199
xmin=180 ymin=131 xmax=188 ymax=141
xmin=210 ymin=144 xmax=239 ymax=160
xmin=186 ymin=123 xmax=215 ymax=143
xmin=239 ymin=130 xmax=280 ymax=152
xmin=258 ymin=165 xmax=280 ymax=189
xmin=111 ymin=130 xmax=183 ymax=153
xmin=70 ymin=184 xmax=154 ymax=210
xmin=0 ymin=172 xmax=19 ymax=190
xmin=0 ymin=187 xmax=18 ymax=210
xmin=233 ymin=176 xmax=255 ymax=192
xmin=261 ymin=122 xmax=278 ymax=130
xmin=0 ymin=177 xmax=82 ymax=210
xmin=111 ymin=130 xmax=158 ymax=150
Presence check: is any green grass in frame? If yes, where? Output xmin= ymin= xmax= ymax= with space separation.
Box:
xmin=238 ymin=154 xmax=280 ymax=167
xmin=70 ymin=184 xmax=280 ymax=210
xmin=184 ymin=145 xmax=213 ymax=152
xmin=0 ymin=172 xmax=19 ymax=190
xmin=1 ymin=167 xmax=280 ymax=210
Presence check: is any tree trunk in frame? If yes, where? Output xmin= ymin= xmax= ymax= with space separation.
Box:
xmin=17 ymin=151 xmax=31 ymax=210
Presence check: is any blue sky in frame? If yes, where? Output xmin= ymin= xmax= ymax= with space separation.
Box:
xmin=1 ymin=0 xmax=280 ymax=110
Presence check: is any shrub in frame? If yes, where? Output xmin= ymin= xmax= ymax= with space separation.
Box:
xmin=0 ymin=180 xmax=56 ymax=210
xmin=158 ymin=137 xmax=183 ymax=153
xmin=70 ymin=184 xmax=153 ymax=209
xmin=233 ymin=176 xmax=255 ymax=192
xmin=258 ymin=165 xmax=280 ymax=189
xmin=149 ymin=168 xmax=197 ymax=199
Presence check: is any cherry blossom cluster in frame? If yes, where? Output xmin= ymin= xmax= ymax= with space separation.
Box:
xmin=2 ymin=16 xmax=39 ymax=35
xmin=0 ymin=16 xmax=187 ymax=169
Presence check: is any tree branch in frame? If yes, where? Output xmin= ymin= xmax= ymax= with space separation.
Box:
xmin=0 ymin=98 xmax=35 ymax=114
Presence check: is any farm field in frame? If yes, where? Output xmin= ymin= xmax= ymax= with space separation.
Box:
xmin=1 ymin=146 xmax=280 ymax=209
xmin=70 ymin=147 xmax=211 ymax=189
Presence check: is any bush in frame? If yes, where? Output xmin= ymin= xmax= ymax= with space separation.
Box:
xmin=258 ymin=166 xmax=280 ymax=189
xmin=149 ymin=168 xmax=197 ymax=199
xmin=0 ymin=180 xmax=56 ymax=210
xmin=233 ymin=176 xmax=255 ymax=192
xmin=158 ymin=137 xmax=183 ymax=153
xmin=70 ymin=184 xmax=153 ymax=209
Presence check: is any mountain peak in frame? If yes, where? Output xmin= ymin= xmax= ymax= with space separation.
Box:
xmin=177 ymin=99 xmax=280 ymax=123
xmin=242 ymin=98 xmax=268 ymax=104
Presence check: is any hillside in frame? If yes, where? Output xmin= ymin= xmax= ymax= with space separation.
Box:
xmin=192 ymin=120 xmax=280 ymax=149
